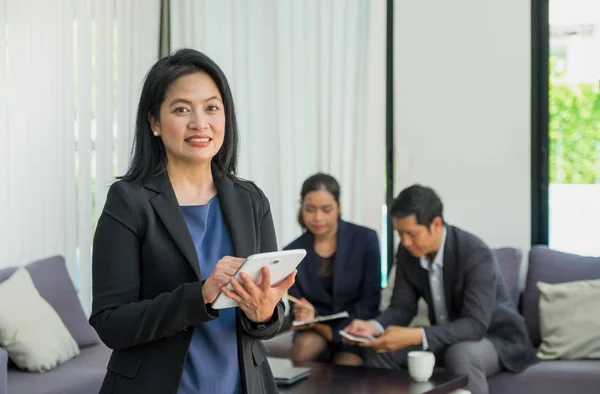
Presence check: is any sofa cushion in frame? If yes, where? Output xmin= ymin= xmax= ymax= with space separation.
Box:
xmin=489 ymin=360 xmax=600 ymax=394
xmin=537 ymin=279 xmax=600 ymax=360
xmin=521 ymin=246 xmax=600 ymax=346
xmin=0 ymin=268 xmax=80 ymax=372
xmin=492 ymin=247 xmax=522 ymax=307
xmin=7 ymin=342 xmax=111 ymax=394
xmin=0 ymin=256 xmax=99 ymax=348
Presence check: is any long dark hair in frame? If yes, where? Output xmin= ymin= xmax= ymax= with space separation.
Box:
xmin=119 ymin=48 xmax=239 ymax=183
xmin=297 ymin=173 xmax=341 ymax=228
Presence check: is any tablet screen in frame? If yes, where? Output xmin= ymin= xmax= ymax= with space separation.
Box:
xmin=211 ymin=249 xmax=306 ymax=309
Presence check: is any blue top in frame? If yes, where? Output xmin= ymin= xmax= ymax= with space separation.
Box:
xmin=178 ymin=197 xmax=240 ymax=394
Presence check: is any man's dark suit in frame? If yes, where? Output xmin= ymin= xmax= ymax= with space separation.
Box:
xmin=376 ymin=225 xmax=537 ymax=382
xmin=89 ymin=170 xmax=284 ymax=394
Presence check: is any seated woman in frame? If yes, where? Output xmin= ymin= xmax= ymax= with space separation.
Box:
xmin=284 ymin=173 xmax=382 ymax=366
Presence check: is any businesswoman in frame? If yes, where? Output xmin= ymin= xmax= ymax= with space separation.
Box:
xmin=284 ymin=173 xmax=382 ymax=366
xmin=89 ymin=48 xmax=295 ymax=394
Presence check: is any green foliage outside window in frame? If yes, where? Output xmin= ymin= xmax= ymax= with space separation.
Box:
xmin=549 ymin=56 xmax=600 ymax=184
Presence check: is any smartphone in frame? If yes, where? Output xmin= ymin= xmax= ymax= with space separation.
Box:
xmin=339 ymin=330 xmax=376 ymax=343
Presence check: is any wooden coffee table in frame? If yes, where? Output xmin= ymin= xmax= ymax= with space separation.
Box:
xmin=277 ymin=362 xmax=467 ymax=394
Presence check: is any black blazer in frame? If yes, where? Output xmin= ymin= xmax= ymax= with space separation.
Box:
xmin=284 ymin=220 xmax=382 ymax=343
xmin=89 ymin=170 xmax=284 ymax=394
xmin=377 ymin=225 xmax=538 ymax=372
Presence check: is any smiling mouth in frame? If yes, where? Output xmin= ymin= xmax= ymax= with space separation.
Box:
xmin=185 ymin=137 xmax=211 ymax=143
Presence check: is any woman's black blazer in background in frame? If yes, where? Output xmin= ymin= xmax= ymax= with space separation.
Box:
xmin=284 ymin=220 xmax=382 ymax=342
xmin=89 ymin=170 xmax=284 ymax=394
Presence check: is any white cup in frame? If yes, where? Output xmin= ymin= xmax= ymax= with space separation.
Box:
xmin=408 ymin=351 xmax=436 ymax=382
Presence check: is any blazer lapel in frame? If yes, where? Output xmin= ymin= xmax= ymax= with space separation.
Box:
xmin=332 ymin=220 xmax=350 ymax=300
xmin=409 ymin=252 xmax=433 ymax=316
xmin=145 ymin=172 xmax=200 ymax=279
xmin=213 ymin=169 xmax=255 ymax=258
xmin=442 ymin=227 xmax=456 ymax=317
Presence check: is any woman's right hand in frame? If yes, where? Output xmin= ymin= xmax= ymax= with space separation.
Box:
xmin=293 ymin=298 xmax=316 ymax=324
xmin=202 ymin=256 xmax=245 ymax=304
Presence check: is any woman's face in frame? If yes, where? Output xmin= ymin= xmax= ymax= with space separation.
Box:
xmin=149 ymin=72 xmax=225 ymax=167
xmin=301 ymin=190 xmax=340 ymax=236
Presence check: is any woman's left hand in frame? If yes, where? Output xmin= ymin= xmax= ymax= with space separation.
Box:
xmin=222 ymin=266 xmax=297 ymax=323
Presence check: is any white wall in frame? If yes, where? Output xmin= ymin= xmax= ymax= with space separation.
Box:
xmin=393 ymin=1 xmax=532 ymax=262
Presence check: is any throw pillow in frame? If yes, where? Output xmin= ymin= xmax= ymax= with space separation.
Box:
xmin=0 ymin=268 xmax=80 ymax=372
xmin=537 ymin=279 xmax=600 ymax=360
xmin=25 ymin=255 xmax=100 ymax=348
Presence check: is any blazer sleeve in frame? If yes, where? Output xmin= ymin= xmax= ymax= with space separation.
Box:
xmin=422 ymin=247 xmax=497 ymax=352
xmin=0 ymin=347 xmax=7 ymax=394
xmin=239 ymin=185 xmax=285 ymax=340
xmin=375 ymin=250 xmax=419 ymax=328
xmin=282 ymin=240 xmax=303 ymax=322
xmin=345 ymin=229 xmax=382 ymax=320
xmin=89 ymin=182 xmax=218 ymax=350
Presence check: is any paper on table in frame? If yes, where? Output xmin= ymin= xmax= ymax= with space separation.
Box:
xmin=292 ymin=311 xmax=350 ymax=327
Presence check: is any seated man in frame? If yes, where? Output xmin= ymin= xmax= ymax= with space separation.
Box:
xmin=344 ymin=184 xmax=537 ymax=394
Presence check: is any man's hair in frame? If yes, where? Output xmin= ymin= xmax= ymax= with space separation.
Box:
xmin=389 ymin=184 xmax=444 ymax=228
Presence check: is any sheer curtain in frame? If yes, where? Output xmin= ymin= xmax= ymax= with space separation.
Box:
xmin=0 ymin=0 xmax=160 ymax=313
xmin=170 ymin=0 xmax=386 ymax=248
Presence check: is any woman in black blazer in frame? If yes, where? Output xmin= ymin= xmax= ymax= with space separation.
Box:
xmin=283 ymin=174 xmax=382 ymax=366
xmin=89 ymin=48 xmax=295 ymax=394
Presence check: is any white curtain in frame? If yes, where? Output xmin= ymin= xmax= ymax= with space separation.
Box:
xmin=0 ymin=0 xmax=160 ymax=313
xmin=170 ymin=0 xmax=386 ymax=249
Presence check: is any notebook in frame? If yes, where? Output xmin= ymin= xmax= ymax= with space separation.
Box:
xmin=291 ymin=311 xmax=350 ymax=327
xmin=267 ymin=357 xmax=311 ymax=386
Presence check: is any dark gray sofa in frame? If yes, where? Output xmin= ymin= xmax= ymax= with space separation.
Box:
xmin=0 ymin=256 xmax=110 ymax=394
xmin=488 ymin=246 xmax=600 ymax=394
xmin=5 ymin=345 xmax=110 ymax=394
xmin=264 ymin=246 xmax=600 ymax=393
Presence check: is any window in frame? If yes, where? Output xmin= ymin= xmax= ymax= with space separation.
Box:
xmin=533 ymin=0 xmax=600 ymax=256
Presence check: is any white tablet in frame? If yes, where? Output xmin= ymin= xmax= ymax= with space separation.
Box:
xmin=211 ymin=249 xmax=307 ymax=309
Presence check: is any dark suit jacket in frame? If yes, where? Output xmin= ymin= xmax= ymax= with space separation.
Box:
xmin=377 ymin=225 xmax=537 ymax=372
xmin=89 ymin=170 xmax=284 ymax=394
xmin=284 ymin=220 xmax=382 ymax=343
